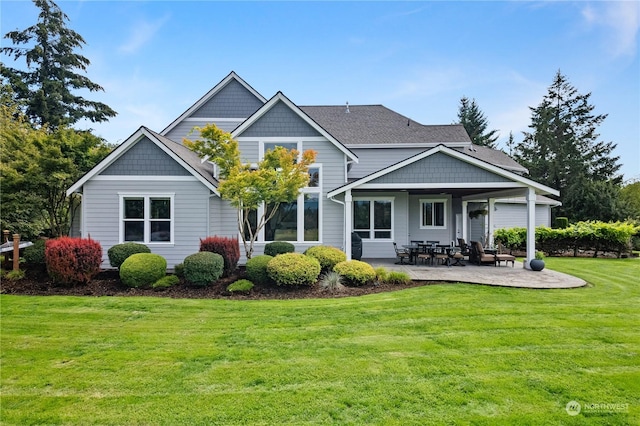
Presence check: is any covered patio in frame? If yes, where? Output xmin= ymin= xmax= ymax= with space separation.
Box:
xmin=365 ymin=258 xmax=586 ymax=289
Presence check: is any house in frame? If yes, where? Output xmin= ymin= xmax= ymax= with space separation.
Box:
xmin=68 ymin=71 xmax=559 ymax=269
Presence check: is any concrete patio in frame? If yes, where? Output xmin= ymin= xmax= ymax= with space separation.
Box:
xmin=364 ymin=258 xmax=587 ymax=289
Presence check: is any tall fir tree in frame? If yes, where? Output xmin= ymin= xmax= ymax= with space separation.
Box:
xmin=1 ymin=0 xmax=116 ymax=129
xmin=457 ymin=96 xmax=499 ymax=148
xmin=514 ymin=71 xmax=622 ymax=221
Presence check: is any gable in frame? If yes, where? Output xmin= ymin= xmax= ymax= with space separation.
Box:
xmin=237 ymin=100 xmax=322 ymax=138
xmin=101 ymin=137 xmax=191 ymax=176
xmin=369 ymin=152 xmax=511 ymax=185
xmin=190 ymin=79 xmax=264 ymax=119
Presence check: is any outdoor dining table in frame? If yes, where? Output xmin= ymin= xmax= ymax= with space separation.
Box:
xmin=401 ymin=244 xmax=420 ymax=264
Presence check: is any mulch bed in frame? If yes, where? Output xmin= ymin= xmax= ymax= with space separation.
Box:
xmin=1 ymin=267 xmax=432 ymax=300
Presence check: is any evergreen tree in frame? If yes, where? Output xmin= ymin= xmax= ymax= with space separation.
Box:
xmin=457 ymin=96 xmax=499 ymax=148
xmin=1 ymin=0 xmax=116 ymax=129
xmin=514 ymin=71 xmax=622 ymax=221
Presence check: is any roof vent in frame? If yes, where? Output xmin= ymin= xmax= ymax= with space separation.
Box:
xmin=345 ymin=101 xmax=350 ymax=113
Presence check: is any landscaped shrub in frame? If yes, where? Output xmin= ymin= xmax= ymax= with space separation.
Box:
xmin=304 ymin=245 xmax=347 ymax=272
xmin=119 ymin=253 xmax=167 ymax=288
xmin=374 ymin=266 xmax=389 ymax=283
xmin=264 ymin=241 xmax=295 ymax=257
xmin=200 ymin=236 xmax=240 ymax=277
xmin=153 ymin=274 xmax=180 ymax=290
xmin=23 ymin=239 xmax=46 ymax=265
xmin=386 ymin=271 xmax=411 ymax=285
xmin=333 ymin=260 xmax=376 ymax=287
xmin=227 ymin=279 xmax=254 ymax=293
xmin=246 ymin=254 xmax=273 ymax=285
xmin=267 ymin=253 xmax=320 ymax=286
xmin=5 ymin=269 xmax=26 ymax=281
xmin=554 ymin=217 xmax=569 ymax=229
xmin=183 ymin=252 xmax=224 ymax=286
xmin=45 ymin=237 xmax=102 ymax=285
xmin=174 ymin=263 xmax=184 ymax=278
xmin=319 ymin=271 xmax=344 ymax=292
xmin=107 ymin=242 xmax=151 ymax=269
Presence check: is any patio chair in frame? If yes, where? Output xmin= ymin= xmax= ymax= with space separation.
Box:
xmin=457 ymin=238 xmax=471 ymax=257
xmin=495 ymin=243 xmax=515 ymax=267
xmin=393 ymin=243 xmax=410 ymax=265
xmin=470 ymin=241 xmax=498 ymax=266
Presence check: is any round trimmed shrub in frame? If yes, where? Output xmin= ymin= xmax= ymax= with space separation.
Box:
xmin=45 ymin=237 xmax=102 ymax=285
xmin=183 ymin=251 xmax=224 ymax=286
xmin=227 ymin=279 xmax=254 ymax=293
xmin=246 ymin=254 xmax=273 ymax=285
xmin=23 ymin=239 xmax=46 ymax=265
xmin=153 ymin=274 xmax=179 ymax=290
xmin=305 ymin=245 xmax=347 ymax=272
xmin=120 ymin=253 xmax=167 ymax=288
xmin=333 ymin=260 xmax=376 ymax=286
xmin=264 ymin=241 xmax=295 ymax=257
xmin=108 ymin=242 xmax=151 ymax=269
xmin=267 ymin=253 xmax=321 ymax=286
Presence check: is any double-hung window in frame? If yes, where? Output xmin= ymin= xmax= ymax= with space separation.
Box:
xmin=420 ymin=199 xmax=447 ymax=229
xmin=120 ymin=194 xmax=174 ymax=243
xmin=353 ymin=197 xmax=393 ymax=240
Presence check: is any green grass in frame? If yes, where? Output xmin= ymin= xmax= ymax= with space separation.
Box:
xmin=1 ymin=258 xmax=639 ymax=425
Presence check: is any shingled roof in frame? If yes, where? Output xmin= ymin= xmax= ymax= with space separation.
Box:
xmin=460 ymin=144 xmax=528 ymax=174
xmin=300 ymin=105 xmax=471 ymax=145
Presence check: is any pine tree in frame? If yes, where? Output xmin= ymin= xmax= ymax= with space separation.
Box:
xmin=457 ymin=96 xmax=499 ymax=148
xmin=514 ymin=71 xmax=622 ymax=221
xmin=1 ymin=0 xmax=116 ymax=129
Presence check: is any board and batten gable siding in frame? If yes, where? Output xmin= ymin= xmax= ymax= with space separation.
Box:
xmin=191 ymin=79 xmax=264 ymax=119
xmin=348 ymin=147 xmax=426 ymax=179
xmin=163 ymin=120 xmax=243 ymax=144
xmin=238 ymin=101 xmax=322 ymax=138
xmin=101 ymin=137 xmax=191 ymax=176
xmin=370 ymin=152 xmax=511 ymax=185
xmin=82 ymin=179 xmax=210 ymax=269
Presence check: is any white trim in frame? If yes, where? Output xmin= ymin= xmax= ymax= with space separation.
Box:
xmin=327 ymin=144 xmax=558 ymax=198
xmin=356 ymin=182 xmax=526 ymax=190
xmin=352 ymin=196 xmax=395 ymax=241
xmin=238 ymin=136 xmax=328 ymax=142
xmin=232 ymin=92 xmax=358 ymax=163
xmin=118 ymin=193 xmax=175 ymax=245
xmin=419 ymin=198 xmax=448 ymax=230
xmin=346 ymin=142 xmax=469 ymax=149
xmin=161 ymin=71 xmax=266 ymax=136
xmin=260 ymin=141 xmax=301 ymax=161
xmin=93 ymin=175 xmax=199 ymax=181
xmin=183 ymin=117 xmax=245 ymax=122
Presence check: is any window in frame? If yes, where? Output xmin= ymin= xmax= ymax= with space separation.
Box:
xmin=120 ymin=194 xmax=174 ymax=243
xmin=353 ymin=198 xmax=393 ymax=240
xmin=420 ymin=199 xmax=447 ymax=229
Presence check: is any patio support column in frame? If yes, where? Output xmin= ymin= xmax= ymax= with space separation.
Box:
xmin=462 ymin=201 xmax=468 ymax=242
xmin=525 ymin=187 xmax=536 ymax=269
xmin=345 ymin=190 xmax=352 ymax=260
xmin=488 ymin=198 xmax=495 ymax=247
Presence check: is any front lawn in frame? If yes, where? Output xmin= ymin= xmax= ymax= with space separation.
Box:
xmin=1 ymin=258 xmax=638 ymax=424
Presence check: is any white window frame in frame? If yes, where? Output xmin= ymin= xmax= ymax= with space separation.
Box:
xmin=119 ymin=193 xmax=175 ymax=245
xmin=259 ymin=140 xmax=302 ymax=162
xmin=419 ymin=198 xmax=447 ymax=229
xmin=353 ymin=197 xmax=394 ymax=241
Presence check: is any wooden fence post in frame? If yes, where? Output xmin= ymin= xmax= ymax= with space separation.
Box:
xmin=12 ymin=234 xmax=20 ymax=271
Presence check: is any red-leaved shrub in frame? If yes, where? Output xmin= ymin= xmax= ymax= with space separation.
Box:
xmin=45 ymin=237 xmax=102 ymax=285
xmin=199 ymin=236 xmax=240 ymax=277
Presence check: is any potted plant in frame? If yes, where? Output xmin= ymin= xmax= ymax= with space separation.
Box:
xmin=530 ymin=251 xmax=545 ymax=271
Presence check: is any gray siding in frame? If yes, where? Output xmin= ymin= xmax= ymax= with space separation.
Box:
xmin=370 ymin=152 xmax=511 ymax=184
xmin=239 ymin=101 xmax=321 ymax=138
xmin=164 ymin=120 xmax=244 ymax=144
xmin=406 ymin=194 xmax=455 ymax=245
xmin=102 ymin=138 xmax=190 ymax=176
xmin=348 ymin=147 xmax=425 ymax=179
xmin=191 ymin=79 xmax=263 ymax=118
xmin=493 ymin=203 xmax=551 ymax=228
xmin=82 ymin=179 xmax=209 ymax=269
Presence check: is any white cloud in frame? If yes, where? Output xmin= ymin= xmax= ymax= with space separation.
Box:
xmin=582 ymin=1 xmax=639 ymax=58
xmin=118 ymin=14 xmax=171 ymax=55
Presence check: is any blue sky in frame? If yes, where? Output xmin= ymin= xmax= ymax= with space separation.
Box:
xmin=2 ymin=1 xmax=639 ymax=181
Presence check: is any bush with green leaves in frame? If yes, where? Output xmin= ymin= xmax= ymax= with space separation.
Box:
xmin=246 ymin=254 xmax=273 ymax=285
xmin=304 ymin=245 xmax=347 ymax=272
xmin=152 ymin=275 xmax=179 ymax=290
xmin=267 ymin=253 xmax=320 ymax=286
xmin=183 ymin=252 xmax=224 ymax=286
xmin=174 ymin=263 xmax=184 ymax=278
xmin=119 ymin=253 xmax=167 ymax=288
xmin=386 ymin=271 xmax=411 ymax=285
xmin=227 ymin=279 xmax=254 ymax=293
xmin=5 ymin=269 xmax=26 ymax=281
xmin=108 ymin=242 xmax=151 ymax=269
xmin=374 ymin=266 xmax=389 ymax=283
xmin=23 ymin=239 xmax=46 ymax=265
xmin=333 ymin=260 xmax=376 ymax=287
xmin=264 ymin=241 xmax=295 ymax=257
xmin=319 ymin=271 xmax=344 ymax=292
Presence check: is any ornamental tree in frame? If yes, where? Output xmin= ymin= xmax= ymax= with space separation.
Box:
xmin=185 ymin=124 xmax=316 ymax=259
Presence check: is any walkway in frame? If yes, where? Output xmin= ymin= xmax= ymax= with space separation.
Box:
xmin=363 ymin=258 xmax=586 ymax=289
